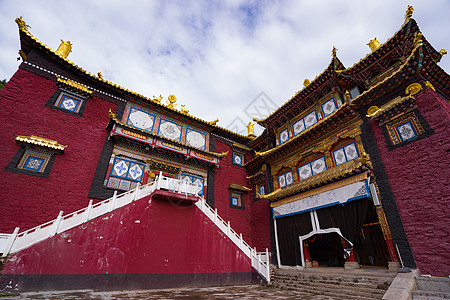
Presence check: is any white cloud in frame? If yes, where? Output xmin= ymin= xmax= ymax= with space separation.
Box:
xmin=0 ymin=0 xmax=449 ymax=135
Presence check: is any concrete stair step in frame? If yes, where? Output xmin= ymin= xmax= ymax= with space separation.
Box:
xmin=273 ymin=279 xmax=388 ymax=295
xmin=273 ymin=284 xmax=381 ymax=300
xmin=276 ymin=281 xmax=385 ymax=299
xmin=413 ymin=290 xmax=450 ymax=299
xmin=273 ymin=275 xmax=391 ymax=288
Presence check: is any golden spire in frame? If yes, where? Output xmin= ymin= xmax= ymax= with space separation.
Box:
xmin=367 ymin=38 xmax=381 ymax=52
xmin=439 ymin=49 xmax=447 ymax=56
xmin=332 ymin=46 xmax=337 ymax=57
xmin=247 ymin=122 xmax=256 ymax=138
xmin=405 ymin=5 xmax=414 ymax=22
xmin=55 ymin=40 xmax=72 ymax=59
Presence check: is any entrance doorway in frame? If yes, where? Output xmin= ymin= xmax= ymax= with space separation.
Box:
xmin=308 ymin=233 xmax=344 ymax=267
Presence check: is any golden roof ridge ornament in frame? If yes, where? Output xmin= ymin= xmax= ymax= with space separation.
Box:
xmin=55 ymin=39 xmax=72 ymax=59
xmin=247 ymin=122 xmax=256 ymax=139
xmin=180 ymin=104 xmax=189 ymax=114
xmin=367 ymin=38 xmax=381 ymax=52
xmin=15 ymin=17 xmax=31 ymax=32
xmin=332 ymin=46 xmax=337 ymax=57
xmin=439 ymin=49 xmax=447 ymax=56
xmin=303 ymin=79 xmax=311 ymax=88
xmin=166 ymin=94 xmax=177 ymax=109
xmin=405 ymin=5 xmax=414 ymax=23
xmin=207 ymin=118 xmax=219 ymax=126
xmin=413 ymin=32 xmax=424 ymax=47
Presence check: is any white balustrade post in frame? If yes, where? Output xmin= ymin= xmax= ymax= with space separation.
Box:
xmin=2 ymin=227 xmax=19 ymax=257
xmin=110 ymin=191 xmax=118 ymax=211
xmin=265 ymin=247 xmax=270 ymax=283
xmin=51 ymin=211 xmax=64 ymax=236
xmin=84 ymin=200 xmax=93 ymax=222
xmin=239 ymin=233 xmax=243 ymax=249
xmin=213 ymin=208 xmax=218 ymax=224
xmin=226 ymin=221 xmax=230 ymax=236
xmin=133 ymin=183 xmax=140 ymax=200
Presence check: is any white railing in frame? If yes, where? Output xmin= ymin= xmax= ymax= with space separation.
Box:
xmin=0 ymin=173 xmax=270 ymax=282
xmin=195 ymin=197 xmax=271 ymax=283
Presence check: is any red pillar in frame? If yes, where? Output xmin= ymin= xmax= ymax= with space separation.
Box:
xmin=303 ymin=240 xmax=312 ymax=267
xmin=376 ymin=206 xmax=400 ymax=270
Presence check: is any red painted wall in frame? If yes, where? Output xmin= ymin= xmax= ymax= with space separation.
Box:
xmin=370 ymin=89 xmax=450 ymax=276
xmin=0 ymin=68 xmax=116 ymax=233
xmin=2 ymin=194 xmax=252 ymax=276
xmin=213 ymin=140 xmax=270 ymax=252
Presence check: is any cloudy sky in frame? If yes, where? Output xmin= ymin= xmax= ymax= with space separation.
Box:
xmin=1 ymin=0 xmax=449 ymax=135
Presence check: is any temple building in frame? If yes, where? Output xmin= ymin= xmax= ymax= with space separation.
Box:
xmin=0 ymin=6 xmax=449 ymax=292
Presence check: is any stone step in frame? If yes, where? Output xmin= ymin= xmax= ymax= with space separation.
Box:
xmin=272 ymin=276 xmax=392 ymax=290
xmin=413 ymin=290 xmax=450 ymax=299
xmin=275 ymin=281 xmax=386 ymax=299
xmin=275 ymin=283 xmax=384 ymax=300
xmin=272 ymin=279 xmax=388 ymax=296
xmin=273 ymin=274 xmax=392 ymax=284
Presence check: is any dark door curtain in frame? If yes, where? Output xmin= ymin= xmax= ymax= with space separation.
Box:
xmin=276 ymin=198 xmax=369 ymax=266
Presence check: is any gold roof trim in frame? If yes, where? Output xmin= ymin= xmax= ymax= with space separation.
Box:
xmin=15 ymin=134 xmax=68 ymax=150
xmin=15 ymin=18 xmax=250 ymax=140
xmin=260 ymin=156 xmax=369 ymax=201
xmin=366 ymin=95 xmax=415 ymax=119
xmin=232 ymin=143 xmax=251 ymax=151
xmin=270 ymin=173 xmax=368 ymax=208
xmin=228 ymin=183 xmax=251 ymax=192
xmin=246 ymin=171 xmax=263 ymax=180
xmin=56 ymin=76 xmax=93 ymax=95
xmin=108 ymin=110 xmax=228 ymax=159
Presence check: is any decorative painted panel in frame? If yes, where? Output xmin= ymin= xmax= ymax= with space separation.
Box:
xmin=278 ymin=171 xmax=293 ymax=188
xmin=54 ymin=92 xmax=84 ymax=113
xmin=321 ymin=97 xmax=337 ymax=117
xmin=126 ymin=106 xmax=155 ymax=133
xmin=230 ymin=191 xmax=244 ymax=209
xmin=385 ymin=112 xmax=424 ymax=145
xmin=17 ymin=149 xmax=52 ymax=173
xmin=233 ymin=152 xmax=244 ymax=166
xmin=298 ymin=156 xmax=327 ymax=181
xmin=185 ymin=128 xmax=206 ymax=150
xmin=293 ymin=111 xmax=318 ymax=136
xmin=279 ymin=128 xmax=289 ymax=144
xmin=332 ymin=142 xmax=360 ymax=166
xmin=158 ymin=119 xmax=182 ymax=142
xmin=180 ymin=173 xmax=205 ymax=195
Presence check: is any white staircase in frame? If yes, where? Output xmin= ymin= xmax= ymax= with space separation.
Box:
xmin=0 ymin=174 xmax=270 ymax=282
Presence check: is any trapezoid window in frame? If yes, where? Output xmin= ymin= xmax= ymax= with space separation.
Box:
xmin=332 ymin=141 xmax=360 ymax=166
xmin=278 ymin=170 xmax=293 ymax=188
xmin=298 ymin=156 xmax=327 ymax=180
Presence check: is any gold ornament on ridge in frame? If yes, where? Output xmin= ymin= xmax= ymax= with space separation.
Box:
xmin=55 ymin=40 xmax=72 ymax=59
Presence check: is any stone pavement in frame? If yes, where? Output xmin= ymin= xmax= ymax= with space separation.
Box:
xmin=1 ymin=285 xmax=338 ymax=299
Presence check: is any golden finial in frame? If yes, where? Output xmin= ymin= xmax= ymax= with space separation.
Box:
xmin=15 ymin=17 xmax=31 ymax=32
xmin=332 ymin=46 xmax=337 ymax=57
xmin=439 ymin=49 xmax=447 ymax=56
xmin=166 ymin=94 xmax=177 ymax=109
xmin=405 ymin=5 xmax=414 ymax=21
xmin=180 ymin=104 xmax=189 ymax=114
xmin=303 ymin=79 xmax=310 ymax=88
xmin=96 ymin=72 xmax=103 ymax=79
xmin=413 ymin=32 xmax=424 ymax=47
xmin=55 ymin=40 xmax=72 ymax=59
xmin=207 ymin=118 xmax=219 ymax=126
xmin=152 ymin=95 xmax=163 ymax=104
xmin=344 ymin=90 xmax=351 ymax=103
xmin=247 ymin=122 xmax=256 ymax=138
xmin=367 ymin=38 xmax=381 ymax=52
